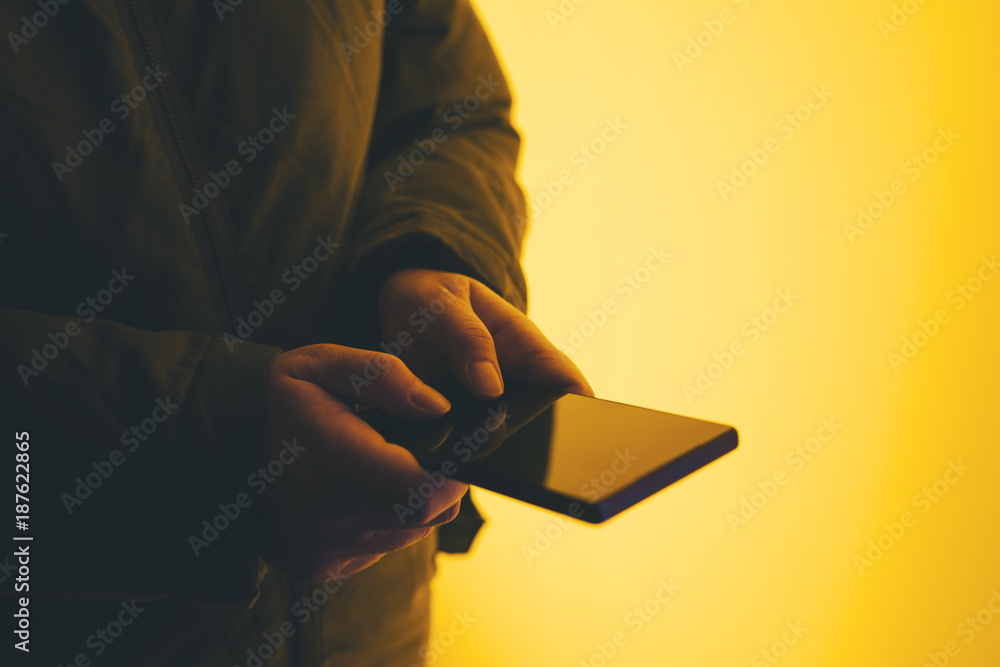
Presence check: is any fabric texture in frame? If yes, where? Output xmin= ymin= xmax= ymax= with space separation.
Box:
xmin=0 ymin=0 xmax=526 ymax=662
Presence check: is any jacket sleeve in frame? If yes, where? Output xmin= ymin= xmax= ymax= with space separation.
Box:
xmin=335 ymin=0 xmax=531 ymax=554
xmin=342 ymin=0 xmax=530 ymax=317
xmin=0 ymin=307 xmax=282 ymax=608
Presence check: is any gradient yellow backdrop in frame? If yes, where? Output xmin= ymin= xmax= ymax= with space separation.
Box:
xmin=429 ymin=1 xmax=1000 ymax=665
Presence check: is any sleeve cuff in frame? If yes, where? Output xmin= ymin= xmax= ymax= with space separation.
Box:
xmin=172 ymin=337 xmax=283 ymax=608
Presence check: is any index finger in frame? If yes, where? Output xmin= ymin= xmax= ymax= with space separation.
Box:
xmin=295 ymin=382 xmax=469 ymax=523
xmin=469 ymin=281 xmax=595 ymax=397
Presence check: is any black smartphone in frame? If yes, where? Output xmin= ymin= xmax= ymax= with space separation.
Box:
xmin=357 ymin=381 xmax=738 ymax=523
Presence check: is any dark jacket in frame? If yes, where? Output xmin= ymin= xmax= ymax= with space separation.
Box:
xmin=1 ymin=0 xmax=526 ymax=662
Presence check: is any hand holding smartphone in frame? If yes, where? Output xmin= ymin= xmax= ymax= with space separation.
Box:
xmin=359 ymin=382 xmax=738 ymax=522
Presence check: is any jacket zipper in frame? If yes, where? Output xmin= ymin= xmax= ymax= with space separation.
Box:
xmin=126 ymin=0 xmax=242 ymax=331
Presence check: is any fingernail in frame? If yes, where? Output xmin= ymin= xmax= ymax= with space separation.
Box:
xmin=470 ymin=361 xmax=503 ymax=397
xmin=411 ymin=389 xmax=451 ymax=415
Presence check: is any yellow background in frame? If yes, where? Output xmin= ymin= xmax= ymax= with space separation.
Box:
xmin=431 ymin=1 xmax=1000 ymax=665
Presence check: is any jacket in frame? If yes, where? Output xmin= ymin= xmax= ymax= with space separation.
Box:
xmin=0 ymin=0 xmax=526 ymax=661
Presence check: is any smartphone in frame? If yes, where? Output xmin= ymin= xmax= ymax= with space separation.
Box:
xmin=357 ymin=381 xmax=738 ymax=523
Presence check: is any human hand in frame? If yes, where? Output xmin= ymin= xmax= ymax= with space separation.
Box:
xmin=260 ymin=344 xmax=468 ymax=582
xmin=378 ymin=268 xmax=594 ymax=399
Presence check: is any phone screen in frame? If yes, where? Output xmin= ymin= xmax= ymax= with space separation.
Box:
xmin=358 ymin=382 xmax=737 ymax=522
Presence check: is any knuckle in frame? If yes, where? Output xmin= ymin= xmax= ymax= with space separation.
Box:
xmin=276 ymin=344 xmax=331 ymax=381
xmin=411 ymin=504 xmax=439 ymax=525
xmin=456 ymin=323 xmax=494 ymax=347
xmin=401 ymin=526 xmax=432 ymax=546
xmin=298 ymin=347 xmax=328 ymax=372
xmin=437 ymin=276 xmax=468 ymax=301
xmin=369 ymin=351 xmax=404 ymax=378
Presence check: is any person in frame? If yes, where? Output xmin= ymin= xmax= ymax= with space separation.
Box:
xmin=0 ymin=0 xmax=591 ymax=664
